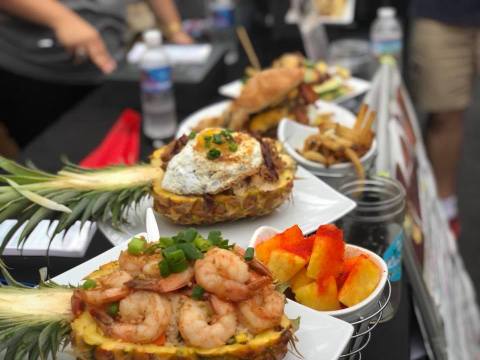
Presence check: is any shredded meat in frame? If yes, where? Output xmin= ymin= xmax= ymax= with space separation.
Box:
xmin=256 ymin=137 xmax=279 ymax=182
xmin=203 ymin=194 xmax=215 ymax=210
xmin=299 ymin=83 xmax=318 ymax=104
xmin=292 ymin=105 xmax=309 ymax=124
xmin=160 ymin=135 xmax=189 ymax=168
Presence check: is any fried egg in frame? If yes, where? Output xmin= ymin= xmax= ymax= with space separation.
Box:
xmin=161 ymin=128 xmax=263 ymax=195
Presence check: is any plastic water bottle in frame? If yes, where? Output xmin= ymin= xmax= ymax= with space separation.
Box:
xmin=370 ymin=7 xmax=403 ymax=67
xmin=208 ymin=0 xmax=238 ymax=65
xmin=140 ymin=30 xmax=177 ymax=140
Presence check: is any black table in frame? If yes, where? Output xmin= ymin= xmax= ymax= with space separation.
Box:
xmin=5 ymin=77 xmax=413 ymax=360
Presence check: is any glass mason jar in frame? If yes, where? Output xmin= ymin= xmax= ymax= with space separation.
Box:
xmin=337 ymin=176 xmax=406 ymax=322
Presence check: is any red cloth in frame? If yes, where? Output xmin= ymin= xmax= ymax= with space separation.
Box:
xmin=80 ymin=109 xmax=141 ymax=168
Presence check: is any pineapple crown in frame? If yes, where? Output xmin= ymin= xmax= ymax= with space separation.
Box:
xmin=0 ymin=156 xmax=160 ymax=254
xmin=0 ymin=259 xmax=74 ymax=360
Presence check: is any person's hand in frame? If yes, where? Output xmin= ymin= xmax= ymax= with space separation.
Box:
xmin=169 ymin=31 xmax=194 ymax=45
xmin=52 ymin=14 xmax=116 ymax=74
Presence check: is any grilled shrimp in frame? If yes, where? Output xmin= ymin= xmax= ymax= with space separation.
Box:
xmin=178 ymin=296 xmax=237 ymax=349
xmin=237 ymin=285 xmax=285 ymax=334
xmin=92 ymin=291 xmax=172 ymax=344
xmin=80 ymin=270 xmax=132 ymax=306
xmin=119 ymin=251 xmax=162 ymax=277
xmin=194 ymin=248 xmax=252 ymax=301
xmin=126 ymin=266 xmax=194 ymax=293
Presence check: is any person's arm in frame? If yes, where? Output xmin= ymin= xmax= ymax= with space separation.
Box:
xmin=0 ymin=0 xmax=116 ymax=73
xmin=147 ymin=0 xmax=193 ymax=44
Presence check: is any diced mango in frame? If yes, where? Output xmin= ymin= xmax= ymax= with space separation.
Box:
xmin=306 ymin=225 xmax=345 ymax=280
xmin=290 ymin=268 xmax=313 ymax=292
xmin=255 ymin=234 xmax=283 ymax=264
xmin=267 ymin=249 xmax=307 ymax=283
xmin=295 ymin=276 xmax=341 ymax=311
xmin=338 ymin=256 xmax=381 ymax=307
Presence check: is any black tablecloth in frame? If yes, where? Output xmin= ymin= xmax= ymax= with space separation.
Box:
xmin=4 ymin=42 xmax=413 ymax=358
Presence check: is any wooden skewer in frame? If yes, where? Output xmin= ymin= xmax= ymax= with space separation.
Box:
xmin=236 ymin=26 xmax=261 ymax=70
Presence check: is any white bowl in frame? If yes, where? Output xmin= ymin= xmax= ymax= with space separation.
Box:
xmin=249 ymin=226 xmax=388 ymax=323
xmin=277 ymin=118 xmax=377 ymax=177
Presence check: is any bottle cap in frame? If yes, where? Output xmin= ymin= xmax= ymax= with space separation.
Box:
xmin=378 ymin=7 xmax=395 ymax=18
xmin=144 ymin=29 xmax=162 ymax=46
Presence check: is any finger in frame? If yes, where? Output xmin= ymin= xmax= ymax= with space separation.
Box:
xmin=86 ymin=37 xmax=116 ymax=74
xmin=73 ymin=47 xmax=88 ymax=65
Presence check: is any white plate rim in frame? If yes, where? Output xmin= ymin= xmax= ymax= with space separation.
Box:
xmin=218 ymin=76 xmax=371 ymax=103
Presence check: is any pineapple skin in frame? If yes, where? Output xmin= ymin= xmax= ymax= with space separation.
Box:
xmin=150 ymin=142 xmax=295 ymax=225
xmin=72 ymin=319 xmax=292 ymax=360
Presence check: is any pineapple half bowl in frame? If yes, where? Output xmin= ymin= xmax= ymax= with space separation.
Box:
xmin=150 ymin=128 xmax=296 ymax=225
xmin=0 ymin=127 xmax=296 ymax=249
xmin=0 ymin=229 xmax=296 ymax=360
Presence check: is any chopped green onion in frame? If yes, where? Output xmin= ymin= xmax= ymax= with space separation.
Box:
xmin=173 ymin=228 xmax=198 ymax=243
xmin=221 ymin=129 xmax=234 ymax=141
xmin=207 ymin=148 xmax=221 ymax=160
xmin=208 ymin=230 xmax=222 ymax=244
xmin=159 ymin=237 xmax=175 ymax=248
xmin=164 ymin=249 xmax=186 ymax=264
xmin=106 ymin=302 xmax=119 ymax=317
xmin=82 ymin=279 xmax=96 ymax=290
xmin=244 ymin=247 xmax=255 ymax=261
xmin=191 ymin=285 xmax=205 ymax=300
xmin=194 ymin=235 xmax=212 ymax=252
xmin=169 ymin=260 xmax=189 ymax=273
xmin=212 ymin=134 xmax=224 ymax=145
xmin=204 ymin=135 xmax=212 ymax=148
xmin=188 ymin=131 xmax=197 ymax=139
xmin=177 ymin=242 xmax=203 ymax=260
xmin=228 ymin=143 xmax=238 ymax=152
xmin=127 ymin=236 xmax=147 ymax=255
xmin=159 ymin=260 xmax=171 ymax=277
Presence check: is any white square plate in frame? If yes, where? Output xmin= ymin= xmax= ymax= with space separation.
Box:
xmin=52 ymin=233 xmax=354 ymax=360
xmin=96 ymin=165 xmax=355 ymax=248
xmin=218 ymin=77 xmax=370 ymax=103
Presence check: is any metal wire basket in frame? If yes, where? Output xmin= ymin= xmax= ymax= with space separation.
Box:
xmin=339 ymin=279 xmax=392 ymax=360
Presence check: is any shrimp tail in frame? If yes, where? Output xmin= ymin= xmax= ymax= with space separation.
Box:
xmin=126 ymin=271 xmax=193 ymax=293
xmin=233 ymin=245 xmax=272 ymax=278
xmin=247 ymin=276 xmax=272 ymax=291
xmin=125 ymin=279 xmax=170 ymax=292
xmin=90 ymin=308 xmax=115 ymax=336
xmin=71 ymin=290 xmax=85 ymax=318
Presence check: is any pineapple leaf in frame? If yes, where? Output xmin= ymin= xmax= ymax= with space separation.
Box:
xmin=0 ymin=160 xmax=159 ymax=254
xmin=0 ymin=260 xmax=73 ymax=359
xmin=0 ymin=199 xmax=30 ymax=223
xmin=91 ymin=192 xmax=113 ymax=217
xmin=0 ymin=259 xmax=29 ymax=288
xmin=4 ymin=178 xmax=72 ymax=214
xmin=54 ymin=196 xmax=91 ymax=235
xmin=0 ymin=156 xmax=54 ymax=179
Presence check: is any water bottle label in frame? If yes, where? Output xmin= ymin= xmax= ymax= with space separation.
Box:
xmin=141 ymin=66 xmax=172 ymax=94
xmin=383 ymin=230 xmax=403 ymax=282
xmin=212 ymin=7 xmax=234 ymax=28
xmin=372 ymin=39 xmax=402 ymax=57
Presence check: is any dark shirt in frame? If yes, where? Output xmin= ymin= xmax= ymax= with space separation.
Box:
xmin=413 ymin=0 xmax=480 ymax=27
xmin=0 ymin=0 xmax=127 ymax=84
